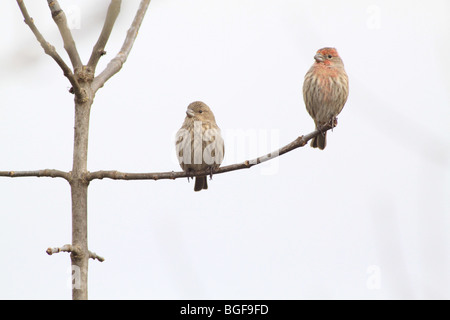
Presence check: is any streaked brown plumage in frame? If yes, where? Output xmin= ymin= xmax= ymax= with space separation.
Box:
xmin=303 ymin=47 xmax=349 ymax=149
xmin=175 ymin=101 xmax=225 ymax=191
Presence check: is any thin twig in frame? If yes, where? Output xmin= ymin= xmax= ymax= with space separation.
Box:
xmin=46 ymin=244 xmax=74 ymax=255
xmin=0 ymin=169 xmax=70 ymax=181
xmin=16 ymin=0 xmax=82 ymax=97
xmin=88 ymin=0 xmax=122 ymax=71
xmin=47 ymin=0 xmax=82 ymax=69
xmin=86 ymin=124 xmax=334 ymax=181
xmin=89 ymin=251 xmax=105 ymax=262
xmin=46 ymin=245 xmax=104 ymax=262
xmin=92 ymin=0 xmax=151 ymax=92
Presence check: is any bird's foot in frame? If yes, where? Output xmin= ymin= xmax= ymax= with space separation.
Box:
xmin=329 ymin=117 xmax=338 ymax=131
xmin=186 ymin=169 xmax=195 ymax=183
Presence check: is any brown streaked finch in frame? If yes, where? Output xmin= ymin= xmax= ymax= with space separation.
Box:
xmin=175 ymin=101 xmax=225 ymax=192
xmin=303 ymin=47 xmax=349 ymax=150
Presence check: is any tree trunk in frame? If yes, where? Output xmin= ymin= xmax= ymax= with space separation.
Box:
xmin=14 ymin=0 xmax=151 ymax=299
xmin=70 ymin=83 xmax=93 ymax=300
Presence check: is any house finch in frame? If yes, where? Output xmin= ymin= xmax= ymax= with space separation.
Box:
xmin=303 ymin=47 xmax=349 ymax=150
xmin=175 ymin=101 xmax=225 ymax=192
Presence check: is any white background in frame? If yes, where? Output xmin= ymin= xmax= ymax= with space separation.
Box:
xmin=0 ymin=0 xmax=449 ymax=299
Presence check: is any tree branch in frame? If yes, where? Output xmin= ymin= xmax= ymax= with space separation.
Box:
xmin=0 ymin=169 xmax=70 ymax=181
xmin=86 ymin=124 xmax=334 ymax=181
xmin=46 ymin=244 xmax=74 ymax=255
xmin=47 ymin=0 xmax=82 ymax=70
xmin=92 ymin=0 xmax=151 ymax=93
xmin=16 ymin=0 xmax=82 ymax=97
xmin=89 ymin=251 xmax=105 ymax=262
xmin=46 ymin=244 xmax=104 ymax=262
xmin=87 ymin=0 xmax=122 ymax=71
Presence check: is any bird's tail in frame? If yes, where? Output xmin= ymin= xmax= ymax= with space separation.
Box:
xmin=194 ymin=176 xmax=208 ymax=192
xmin=311 ymin=131 xmax=326 ymax=150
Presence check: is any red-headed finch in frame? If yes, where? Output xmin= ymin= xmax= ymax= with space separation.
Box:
xmin=303 ymin=47 xmax=349 ymax=150
xmin=175 ymin=101 xmax=225 ymax=192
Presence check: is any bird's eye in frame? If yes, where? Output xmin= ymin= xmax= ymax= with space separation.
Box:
xmin=198 ymin=110 xmax=203 ymax=114
xmin=327 ymin=54 xmax=332 ymax=59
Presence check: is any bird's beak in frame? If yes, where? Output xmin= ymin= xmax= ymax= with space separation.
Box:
xmin=314 ymin=53 xmax=324 ymax=62
xmin=186 ymin=109 xmax=195 ymax=118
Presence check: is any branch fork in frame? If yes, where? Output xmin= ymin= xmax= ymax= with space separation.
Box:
xmin=13 ymin=0 xmax=342 ymax=300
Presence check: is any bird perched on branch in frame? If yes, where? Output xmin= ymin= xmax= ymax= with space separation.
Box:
xmin=176 ymin=101 xmax=225 ymax=191
xmin=303 ymin=47 xmax=349 ymax=150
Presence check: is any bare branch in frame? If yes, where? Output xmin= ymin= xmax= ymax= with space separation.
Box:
xmin=47 ymin=245 xmax=104 ymax=262
xmin=89 ymin=251 xmax=105 ymax=262
xmin=16 ymin=0 xmax=82 ymax=97
xmin=0 ymin=169 xmax=70 ymax=181
xmin=87 ymin=124 xmax=334 ymax=182
xmin=46 ymin=244 xmax=74 ymax=255
xmin=92 ymin=0 xmax=151 ymax=92
xmin=47 ymin=0 xmax=82 ymax=69
xmin=88 ymin=0 xmax=122 ymax=71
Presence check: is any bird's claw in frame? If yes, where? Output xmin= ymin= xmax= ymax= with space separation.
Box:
xmin=330 ymin=117 xmax=338 ymax=131
xmin=186 ymin=169 xmax=194 ymax=183
xmin=209 ymin=167 xmax=214 ymax=180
